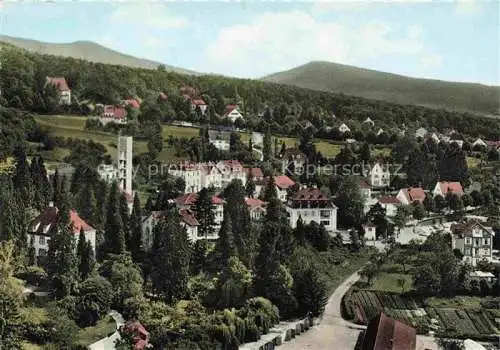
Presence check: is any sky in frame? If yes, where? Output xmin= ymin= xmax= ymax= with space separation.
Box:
xmin=0 ymin=0 xmax=499 ymax=85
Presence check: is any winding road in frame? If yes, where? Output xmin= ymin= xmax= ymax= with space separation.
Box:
xmin=281 ymin=270 xmax=365 ymax=349
xmin=88 ymin=310 xmax=125 ymax=350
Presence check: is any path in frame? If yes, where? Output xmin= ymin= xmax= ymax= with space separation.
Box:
xmin=88 ymin=310 xmax=125 ymax=350
xmin=280 ymin=270 xmax=365 ymax=350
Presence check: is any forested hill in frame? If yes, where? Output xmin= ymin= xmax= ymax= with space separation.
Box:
xmin=262 ymin=61 xmax=500 ymax=115
xmin=2 ymin=44 xmax=500 ymax=139
xmin=0 ymin=35 xmax=198 ymax=75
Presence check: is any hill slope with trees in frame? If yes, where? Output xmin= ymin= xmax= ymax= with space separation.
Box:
xmin=262 ymin=61 xmax=500 ymax=115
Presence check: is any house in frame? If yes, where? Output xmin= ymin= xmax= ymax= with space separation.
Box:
xmin=119 ymin=321 xmax=151 ymax=350
xmin=433 ymin=181 xmax=464 ymax=197
xmin=191 ymin=99 xmax=207 ymax=114
xmin=27 ymin=203 xmax=96 ymax=260
xmin=97 ymin=164 xmax=118 ymax=182
xmin=174 ymin=193 xmax=225 ymax=234
xmin=245 ymin=167 xmax=264 ymax=183
xmin=377 ymin=196 xmax=400 ymax=217
xmin=363 ymin=117 xmax=375 ymax=127
xmin=472 ymin=138 xmax=487 ymax=149
xmin=396 ymin=187 xmax=426 ymax=205
xmin=179 ymin=209 xmax=200 ymax=241
xmin=211 ymin=140 xmax=230 ymax=151
xmin=123 ymin=98 xmax=141 ymax=109
xmin=45 ymin=76 xmax=71 ymax=105
xmin=361 ymin=312 xmax=416 ymax=350
xmin=285 ymin=188 xmax=337 ymax=232
xmin=359 ymin=180 xmax=372 ymax=201
xmin=246 ymin=198 xmax=266 ymax=221
xmin=376 ymin=128 xmax=384 ymax=136
xmin=168 ymin=160 xmax=246 ymax=193
xmin=427 ymin=132 xmax=441 ymax=144
xmin=208 ymin=130 xmax=231 ymax=151
xmin=251 ymin=132 xmax=264 ymax=147
xmin=280 ymin=148 xmax=307 ymax=175
xmin=274 ymin=175 xmax=296 ymax=202
xmin=451 ymin=220 xmax=495 ymax=266
xmin=338 ymin=123 xmax=351 ymax=133
xmin=99 ymin=105 xmax=127 ymax=125
xmin=223 ymin=105 xmax=244 ymax=122
xmin=363 ymin=224 xmax=377 ymax=241
xmin=415 ymin=127 xmax=427 ymax=139
xmin=367 ymin=163 xmax=390 ymax=188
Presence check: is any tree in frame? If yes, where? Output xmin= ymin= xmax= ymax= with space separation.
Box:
xmin=245 ymin=172 xmax=256 ymax=198
xmin=150 ymin=212 xmax=190 ymax=303
xmin=213 ymin=207 xmax=237 ymax=269
xmin=118 ymin=193 xmax=131 ymax=245
xmin=360 ymin=262 xmax=377 ymax=285
xmin=334 ymin=177 xmax=364 ymax=228
xmin=191 ymin=239 xmax=208 ymax=275
xmin=129 ymin=193 xmax=143 ymax=262
xmin=261 ymin=176 xmax=278 ymax=202
xmin=413 ymin=264 xmax=441 ymax=294
xmin=194 ymin=188 xmax=216 ymax=239
xmin=423 ymin=195 xmax=435 ymax=213
xmin=47 ymin=199 xmax=78 ymax=298
xmin=412 ymin=202 xmax=426 ymax=220
xmin=77 ymin=228 xmax=94 ymax=280
xmin=434 ymin=195 xmax=447 ymax=213
xmin=76 ymin=276 xmax=113 ymax=326
xmin=358 ymin=142 xmax=371 ymax=163
xmin=293 ymin=268 xmax=328 ymax=317
xmin=263 ymin=126 xmax=272 ymax=161
xmin=76 ymin=182 xmax=96 ymax=224
xmin=103 ymin=182 xmax=126 ymax=257
xmin=397 ymin=277 xmax=406 ymax=293
xmin=213 ymin=256 xmax=252 ymax=309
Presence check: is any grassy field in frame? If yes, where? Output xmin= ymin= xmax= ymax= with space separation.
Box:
xmin=370 ymin=272 xmax=413 ymax=293
xmin=466 ymin=156 xmax=481 ymax=169
xmin=36 ymin=115 xmax=391 ymax=160
xmin=73 ymin=315 xmax=117 ymax=347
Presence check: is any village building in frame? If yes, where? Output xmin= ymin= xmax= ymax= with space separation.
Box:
xmin=363 ymin=117 xmax=375 ymax=127
xmin=362 ymin=312 xmax=416 ymax=350
xmin=451 ymin=220 xmax=495 ymax=266
xmin=174 ymin=193 xmax=225 ymax=233
xmin=415 ymin=127 xmax=427 ymax=139
xmin=27 ymin=203 xmax=96 ymax=260
xmin=97 ymin=164 xmax=118 ymax=182
xmin=45 ymin=76 xmax=71 ymax=105
xmin=366 ymin=162 xmax=391 ymax=188
xmin=190 ymin=98 xmax=207 ymax=114
xmin=363 ymin=224 xmax=377 ymax=241
xmin=472 ymin=138 xmax=487 ymax=149
xmin=377 ymin=196 xmax=400 ymax=217
xmin=119 ymin=321 xmax=151 ymax=350
xmin=280 ymin=148 xmax=307 ymax=175
xmin=285 ymin=188 xmax=337 ymax=232
xmin=396 ymin=187 xmax=426 ymax=205
xmin=251 ymin=132 xmax=264 ymax=147
xmin=246 ymin=198 xmax=266 ymax=221
xmin=99 ymin=105 xmax=127 ymax=125
xmin=432 ymin=181 xmax=464 ymax=197
xmin=338 ymin=123 xmax=351 ymax=133
xmin=223 ymin=105 xmax=244 ymax=122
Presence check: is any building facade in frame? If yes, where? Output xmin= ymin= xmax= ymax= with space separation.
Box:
xmin=368 ymin=163 xmax=391 ymax=188
xmin=45 ymin=76 xmax=71 ymax=105
xmin=451 ymin=220 xmax=495 ymax=266
xmin=285 ymin=188 xmax=337 ymax=232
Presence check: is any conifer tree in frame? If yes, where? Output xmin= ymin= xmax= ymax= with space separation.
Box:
xmin=245 ymin=171 xmax=256 ymax=198
xmin=150 ymin=211 xmax=190 ymax=303
xmin=28 ymin=235 xmax=36 ymax=266
xmin=213 ymin=207 xmax=236 ymax=269
xmin=129 ymin=193 xmax=143 ymax=261
xmin=262 ymin=176 xmax=277 ymax=202
xmin=194 ymin=188 xmax=215 ymax=239
xmin=118 ymin=192 xmax=130 ymax=245
xmin=93 ymin=180 xmax=107 ymax=228
xmin=12 ymin=146 xmax=32 ymax=206
xmin=103 ymin=182 xmax=125 ymax=256
xmin=76 ymin=183 xmax=96 ymax=224
xmin=263 ymin=127 xmax=272 ymax=161
xmin=52 ymin=168 xmax=62 ymax=206
xmin=77 ymin=228 xmax=94 ymax=281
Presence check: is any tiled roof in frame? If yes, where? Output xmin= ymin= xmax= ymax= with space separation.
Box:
xmin=175 ymin=193 xmax=224 ymax=206
xmin=378 ymin=196 xmax=400 ymax=205
xmin=359 ymin=180 xmax=371 ymax=189
xmin=159 ymin=92 xmax=168 ymax=100
xmin=451 ymin=220 xmax=493 ymax=238
xmin=224 ymin=104 xmax=238 ymax=115
xmin=244 ymin=167 xmax=264 ymax=179
xmin=362 ymin=312 xmax=416 ymax=350
xmin=123 ymin=99 xmax=140 ymax=109
xmin=438 ymin=181 xmax=464 ymax=195
xmin=29 ymin=206 xmax=94 ymax=235
xmin=192 ymin=99 xmax=206 ymax=106
xmin=274 ymin=175 xmax=295 ymax=189
xmin=103 ymin=105 xmax=127 ymax=119
xmin=405 ymin=187 xmax=426 ymax=202
xmin=291 ymin=188 xmax=330 ymax=201
xmin=45 ymin=77 xmax=70 ymax=91
xmin=179 ymin=209 xmax=199 ymax=227
xmin=246 ymin=198 xmax=265 ymax=208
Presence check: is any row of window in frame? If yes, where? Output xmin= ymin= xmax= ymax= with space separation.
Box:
xmin=465 ymin=237 xmax=490 ymax=245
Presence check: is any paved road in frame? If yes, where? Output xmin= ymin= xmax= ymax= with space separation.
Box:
xmin=88 ymin=310 xmax=125 ymax=350
xmin=280 ymin=271 xmax=365 ymax=350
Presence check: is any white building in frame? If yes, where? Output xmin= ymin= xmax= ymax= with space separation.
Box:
xmin=246 ymin=198 xmax=266 ymax=221
xmin=27 ymin=204 xmax=96 ymax=260
xmin=363 ymin=224 xmax=377 ymax=241
xmin=363 ymin=117 xmax=375 ymax=127
xmin=257 ymin=175 xmax=296 ymax=202
xmin=286 ymin=188 xmax=337 ymax=233
xmin=251 ymin=132 xmax=264 ymax=147
xmin=224 ymin=105 xmax=244 ymax=122
xmin=97 ymin=164 xmax=118 ymax=182
xmin=367 ymin=163 xmax=391 ymax=188
xmin=169 ymin=160 xmax=246 ymax=194
xmin=415 ymin=127 xmax=427 ymax=139
xmin=377 ymin=196 xmax=401 ymax=217
xmin=118 ymin=136 xmax=133 ymax=196
xmin=210 ymin=139 xmax=230 ymax=151
xmin=174 ymin=193 xmax=225 ymax=235
xmin=432 ymin=181 xmax=464 ymax=197
xmin=99 ymin=105 xmax=127 ymax=125
xmin=280 ymin=148 xmax=307 ymax=175
xmin=451 ymin=220 xmax=495 ymax=266
xmin=338 ymin=123 xmax=351 ymax=134
xmin=376 ymin=128 xmax=385 ymax=136
xmin=396 ymin=187 xmax=426 ymax=206
xmin=472 ymin=138 xmax=487 ymax=149
xmin=45 ymin=76 xmax=71 ymax=105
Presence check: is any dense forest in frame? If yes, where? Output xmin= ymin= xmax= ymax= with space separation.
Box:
xmin=1 ymin=44 xmax=500 ymax=140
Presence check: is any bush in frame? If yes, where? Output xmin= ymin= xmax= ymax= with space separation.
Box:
xmin=76 ymin=276 xmax=113 ymax=327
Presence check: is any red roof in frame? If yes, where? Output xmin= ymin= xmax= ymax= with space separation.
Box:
xmin=405 ymin=187 xmax=426 ymax=202
xmin=378 ymin=196 xmax=400 ymax=205
xmin=159 ymin=92 xmax=168 ymax=101
xmin=246 ymin=198 xmax=265 ymax=208
xmin=291 ymin=188 xmax=330 ymax=201
xmin=175 ymin=193 xmax=224 ymax=206
xmin=245 ymin=167 xmax=264 ymax=179
xmin=103 ymin=105 xmax=127 ymax=119
xmin=45 ymin=77 xmax=70 ymax=91
xmin=192 ymin=99 xmax=206 ymax=106
xmin=224 ymin=104 xmax=238 ymax=115
xmin=121 ymin=321 xmax=150 ymax=350
xmin=362 ymin=312 xmax=416 ymax=350
xmin=29 ymin=206 xmax=94 ymax=236
xmin=359 ymin=180 xmax=371 ymax=189
xmin=124 ymin=99 xmax=140 ymax=109
xmin=179 ymin=209 xmax=199 ymax=227
xmin=182 ymin=94 xmax=191 ymax=101
xmin=274 ymin=175 xmax=295 ymax=189
xmin=438 ymin=181 xmax=463 ymax=195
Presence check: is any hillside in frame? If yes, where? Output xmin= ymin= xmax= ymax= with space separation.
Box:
xmin=0 ymin=35 xmax=198 ymax=75
xmin=262 ymin=61 xmax=500 ymax=115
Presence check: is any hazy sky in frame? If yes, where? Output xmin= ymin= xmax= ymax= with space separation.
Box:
xmin=1 ymin=0 xmax=498 ymax=85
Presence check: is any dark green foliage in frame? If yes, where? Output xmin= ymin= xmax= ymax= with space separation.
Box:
xmin=213 ymin=207 xmax=237 ymax=270
xmin=129 ymin=193 xmax=143 ymax=262
xmin=263 ymin=127 xmax=272 ymax=161
xmin=293 ymin=268 xmax=328 ymax=317
xmin=76 ymin=228 xmax=94 ymax=281
xmin=103 ymin=182 xmax=126 ymax=257
xmin=150 ymin=211 xmax=190 ymax=303
xmin=191 ymin=239 xmax=208 ymax=275
xmin=76 ymin=276 xmax=113 ymax=326
xmin=193 ymin=188 xmax=215 ymax=239
xmin=334 ymin=176 xmax=364 ymax=228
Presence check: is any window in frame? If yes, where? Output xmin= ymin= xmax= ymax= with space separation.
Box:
xmin=475 ymin=239 xmax=480 ymax=246
xmin=320 ymin=210 xmax=331 ymax=218
xmin=39 ymin=236 xmax=45 ymax=245
xmin=321 ymin=221 xmax=330 ymax=226
xmin=484 ymin=238 xmax=489 ymax=245
xmin=465 ymin=237 xmax=471 ymax=245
